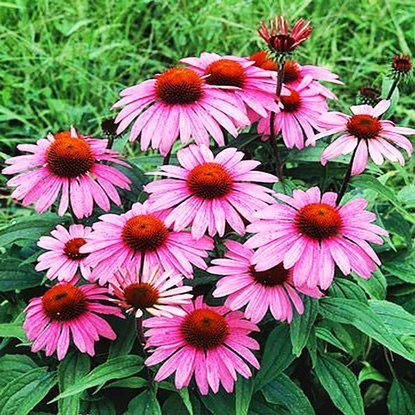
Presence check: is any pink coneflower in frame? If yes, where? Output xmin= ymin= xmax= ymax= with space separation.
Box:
xmin=110 ymin=266 xmax=192 ymax=318
xmin=311 ymin=100 xmax=415 ymax=175
xmin=112 ymin=67 xmax=250 ymax=156
xmin=256 ymin=77 xmax=329 ymax=149
xmin=36 ymin=224 xmax=92 ymax=282
xmin=246 ymin=187 xmax=387 ymax=289
xmin=144 ymin=297 xmax=260 ymax=394
xmin=80 ymin=201 xmax=213 ymax=284
xmin=209 ymin=240 xmax=322 ymax=323
xmin=144 ymin=145 xmax=277 ymax=239
xmin=250 ymin=52 xmax=342 ymax=100
xmin=180 ymin=52 xmax=278 ymax=118
xmin=258 ymin=16 xmax=312 ymax=55
xmin=24 ymin=282 xmax=123 ymax=360
xmin=391 ymin=55 xmax=412 ymax=77
xmin=3 ymin=127 xmax=131 ymax=219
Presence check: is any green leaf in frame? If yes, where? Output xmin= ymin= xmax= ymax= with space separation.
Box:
xmin=235 ymin=377 xmax=253 ymax=415
xmin=0 ymin=368 xmax=57 ymax=415
xmin=103 ymin=376 xmax=147 ymax=390
xmin=88 ymin=396 xmax=116 ymax=415
xmin=314 ymin=355 xmax=364 ymax=415
xmin=0 ymin=322 xmax=25 ymax=339
xmin=254 ymin=325 xmax=295 ymax=392
xmin=383 ymin=253 xmax=415 ymax=283
xmin=178 ymin=388 xmax=193 ymax=415
xmin=387 ymin=379 xmax=415 ymax=415
xmin=0 ymin=213 xmax=69 ymax=248
xmin=200 ymin=389 xmax=235 ymax=415
xmin=319 ymin=298 xmax=415 ymax=362
xmin=51 ymin=355 xmax=143 ymax=402
xmin=357 ymin=362 xmax=388 ymax=385
xmin=314 ymin=326 xmax=349 ymax=354
xmin=162 ymin=394 xmax=190 ymax=415
xmin=369 ymin=299 xmax=415 ymax=336
xmin=352 ymin=174 xmax=400 ymax=206
xmin=125 ymin=389 xmax=161 ymax=415
xmin=262 ymin=374 xmax=315 ymax=415
xmin=108 ymin=316 xmax=137 ymax=358
xmin=290 ymin=296 xmax=319 ymax=356
xmin=328 ymin=278 xmax=367 ymax=302
xmin=57 ymin=352 xmax=90 ymax=415
xmin=354 ymin=269 xmax=387 ymax=300
xmin=0 ymin=355 xmax=38 ymax=390
xmin=0 ymin=257 xmax=42 ymax=291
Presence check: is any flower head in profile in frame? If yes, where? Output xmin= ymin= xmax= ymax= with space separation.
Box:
xmin=256 ymin=77 xmax=328 ymax=149
xmin=112 ymin=67 xmax=250 ymax=156
xmin=144 ymin=145 xmax=277 ymax=239
xmin=80 ymin=201 xmax=213 ymax=284
xmin=24 ymin=282 xmax=123 ymax=360
xmin=110 ymin=266 xmax=192 ymax=318
xmin=246 ymin=187 xmax=387 ymax=289
xmin=36 ymin=224 xmax=92 ymax=281
xmin=144 ymin=297 xmax=260 ymax=395
xmin=2 ymin=127 xmax=131 ymax=219
xmin=311 ymin=100 xmax=415 ymax=175
xmin=258 ymin=16 xmax=312 ymax=55
xmin=180 ymin=52 xmax=278 ymax=118
xmin=209 ymin=240 xmax=322 ymax=323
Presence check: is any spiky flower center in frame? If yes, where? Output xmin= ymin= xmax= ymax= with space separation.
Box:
xmin=47 ymin=132 xmax=95 ymax=178
xmin=250 ymin=51 xmax=277 ymax=71
xmin=122 ymin=215 xmax=168 ymax=252
xmin=281 ymin=59 xmax=300 ymax=83
xmin=295 ymin=203 xmax=343 ymax=240
xmin=155 ymin=68 xmax=203 ymax=105
xmin=249 ymin=263 xmax=289 ymax=286
xmin=42 ymin=284 xmax=87 ymax=321
xmin=392 ymin=55 xmax=411 ymax=75
xmin=64 ymin=238 xmax=89 ymax=260
xmin=347 ymin=114 xmax=381 ymax=140
xmin=187 ymin=162 xmax=233 ymax=200
xmin=123 ymin=282 xmax=159 ymax=309
xmin=269 ymin=34 xmax=296 ymax=53
xmin=181 ymin=309 xmax=229 ymax=350
xmin=205 ymin=59 xmax=246 ymax=88
xmin=280 ymin=89 xmax=301 ymax=112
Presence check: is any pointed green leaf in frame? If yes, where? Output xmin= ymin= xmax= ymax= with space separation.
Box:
xmin=262 ymin=374 xmax=315 ymax=415
xmin=387 ymin=379 xmax=415 ymax=415
xmin=314 ymin=355 xmax=364 ymax=415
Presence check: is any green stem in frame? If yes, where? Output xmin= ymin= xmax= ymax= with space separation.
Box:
xmin=336 ymin=141 xmax=360 ymax=205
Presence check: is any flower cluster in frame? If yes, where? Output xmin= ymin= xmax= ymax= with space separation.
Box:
xmin=4 ymin=15 xmax=413 ymax=397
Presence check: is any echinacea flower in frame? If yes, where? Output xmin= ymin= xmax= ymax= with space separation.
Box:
xmin=311 ymin=100 xmax=415 ymax=175
xmin=144 ymin=145 xmax=277 ymax=239
xmin=250 ymin=52 xmax=342 ymax=100
xmin=258 ymin=16 xmax=312 ymax=55
xmin=358 ymin=86 xmax=381 ymax=106
xmin=180 ymin=52 xmax=278 ymax=118
xmin=391 ymin=55 xmax=412 ymax=78
xmin=36 ymin=224 xmax=92 ymax=281
xmin=3 ymin=127 xmax=131 ymax=219
xmin=256 ymin=77 xmax=329 ymax=149
xmin=110 ymin=266 xmax=192 ymax=318
xmin=24 ymin=282 xmax=123 ymax=360
xmin=112 ymin=67 xmax=250 ymax=156
xmin=246 ymin=187 xmax=387 ymax=289
xmin=81 ymin=201 xmax=213 ymax=284
xmin=209 ymin=240 xmax=322 ymax=323
xmin=144 ymin=297 xmax=260 ymax=394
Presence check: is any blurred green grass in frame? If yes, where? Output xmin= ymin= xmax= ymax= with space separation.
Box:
xmin=1 ymin=0 xmax=414 ymax=147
